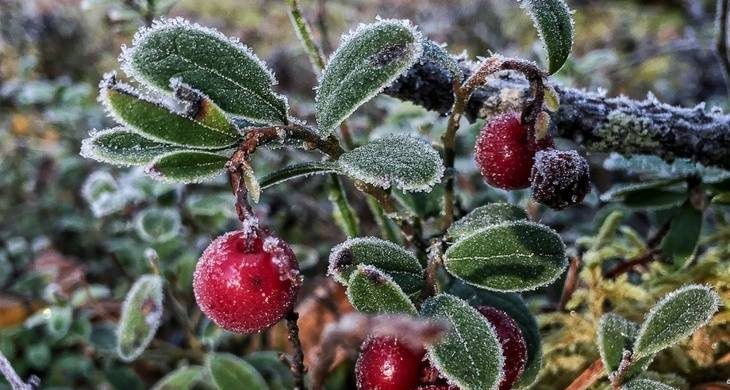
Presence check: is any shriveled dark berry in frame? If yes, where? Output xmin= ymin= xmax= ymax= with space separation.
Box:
xmin=530 ymin=148 xmax=591 ymax=210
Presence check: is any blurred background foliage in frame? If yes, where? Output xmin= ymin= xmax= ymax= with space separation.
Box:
xmin=0 ymin=0 xmax=728 ymax=388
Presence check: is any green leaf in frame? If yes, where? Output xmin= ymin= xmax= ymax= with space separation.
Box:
xmin=633 ymin=285 xmax=720 ymax=359
xmin=448 ymin=281 xmax=541 ymax=388
xmin=46 ymin=306 xmax=73 ymax=339
xmin=712 ymin=192 xmax=730 ymax=204
xmin=596 ymin=314 xmax=653 ymax=378
xmin=81 ymin=127 xmax=182 ymax=166
xmin=122 ymin=18 xmax=288 ymax=124
xmin=444 ymin=221 xmax=567 ymax=292
xmin=447 ymin=203 xmax=528 ymax=240
xmin=99 ymin=75 xmax=239 ymax=148
xmin=207 ymin=353 xmax=268 ymax=390
xmin=135 ymin=208 xmax=181 ymax=243
xmin=421 ymin=294 xmax=503 ymax=390
xmin=393 ymin=185 xmax=444 ymax=219
xmin=117 ymin=274 xmax=164 ymax=362
xmin=259 ymin=161 xmax=341 ymax=189
xmin=338 ymin=135 xmax=444 ymax=192
xmin=151 ymin=366 xmax=204 ymax=390
xmin=328 ymin=237 xmax=423 ymax=296
xmin=518 ymin=0 xmax=574 ymax=74
xmin=622 ymin=378 xmax=679 ymax=390
xmin=421 ymin=40 xmax=463 ymax=82
xmin=346 ymin=265 xmax=417 ymax=315
xmin=315 ymin=19 xmax=423 ymax=137
xmin=146 ymin=151 xmax=228 ymax=183
xmin=600 ymin=180 xmax=684 ymax=203
xmin=246 ymin=351 xmax=295 ymax=390
xmin=661 ymin=202 xmax=703 ymax=268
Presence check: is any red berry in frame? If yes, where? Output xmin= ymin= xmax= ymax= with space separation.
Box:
xmin=475 ymin=112 xmax=552 ymax=190
xmin=356 ymin=336 xmax=425 ymax=390
xmin=531 ymin=149 xmax=591 ymax=210
xmin=477 ymin=306 xmax=527 ymax=390
xmin=193 ymin=228 xmax=301 ymax=333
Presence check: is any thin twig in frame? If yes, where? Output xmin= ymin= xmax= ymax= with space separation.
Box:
xmin=716 ymin=0 xmax=730 ymax=94
xmin=564 ymin=358 xmax=605 ymax=390
xmin=0 ymin=351 xmax=39 ymax=390
xmin=604 ymin=219 xmax=672 ymax=279
xmin=558 ymin=255 xmax=582 ymax=311
xmin=286 ymin=311 xmax=306 ymax=390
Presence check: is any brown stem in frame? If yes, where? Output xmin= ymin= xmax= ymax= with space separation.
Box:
xmin=419 ymin=241 xmax=444 ymax=301
xmin=286 ymin=311 xmax=306 ymax=390
xmin=604 ymin=218 xmax=672 ymax=279
xmin=558 ymin=255 xmax=582 ymax=311
xmin=565 ymin=359 xmax=605 ymax=390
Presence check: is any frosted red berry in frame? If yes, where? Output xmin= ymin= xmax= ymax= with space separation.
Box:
xmin=356 ymin=336 xmax=425 ymax=390
xmin=477 ymin=306 xmax=528 ymax=390
xmin=531 ymin=149 xmax=591 ymax=210
xmin=475 ymin=112 xmax=552 ymax=190
xmin=193 ymin=228 xmax=301 ymax=333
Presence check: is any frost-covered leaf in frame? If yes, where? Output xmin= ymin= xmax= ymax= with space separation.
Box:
xmin=117 ymin=274 xmax=164 ymax=362
xmin=82 ymin=171 xmax=128 ymax=217
xmin=151 ymin=366 xmax=204 ymax=390
xmin=259 ymin=161 xmax=341 ymax=189
xmin=135 ymin=208 xmax=181 ymax=243
xmin=661 ymin=202 xmax=703 ymax=268
xmin=603 ymin=153 xmax=730 ymax=184
xmin=185 ymin=192 xmax=237 ymax=219
xmin=328 ymin=237 xmax=423 ymax=296
xmin=622 ymin=378 xmax=679 ymax=390
xmin=246 ymin=351 xmax=295 ymax=390
xmin=600 ymin=180 xmax=683 ymax=203
xmin=46 ymin=306 xmax=73 ymax=339
xmin=633 ymin=285 xmax=720 ymax=359
xmin=596 ymin=314 xmax=653 ymax=378
xmin=447 ymin=203 xmax=528 ymax=240
xmin=122 ymin=18 xmax=288 ymax=124
xmin=315 ymin=19 xmax=423 ymax=137
xmin=421 ymin=40 xmax=463 ymax=82
xmin=421 ymin=294 xmax=503 ymax=390
xmin=338 ymin=135 xmax=444 ymax=192
xmin=207 ymin=353 xmax=268 ymax=390
xmin=518 ymin=0 xmax=574 ymax=74
xmin=444 ymin=221 xmax=567 ymax=292
xmin=81 ymin=127 xmax=182 ymax=166
xmin=99 ymin=75 xmax=239 ymax=148
xmin=146 ymin=151 xmax=228 ymax=183
xmin=448 ymin=281 xmax=541 ymax=388
xmin=346 ymin=265 xmax=417 ymax=315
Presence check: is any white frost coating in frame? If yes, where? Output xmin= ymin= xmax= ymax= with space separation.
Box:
xmin=345 ymin=264 xmax=417 ymax=314
xmin=596 ymin=313 xmax=638 ymax=375
xmin=81 ymin=170 xmax=128 ymax=217
xmin=603 ymin=153 xmax=730 ymax=184
xmin=120 ymin=17 xmax=278 ymax=86
xmin=337 ymin=135 xmax=444 ymax=192
xmin=633 ymin=284 xmax=721 ymax=358
xmin=315 ymin=18 xmax=424 ymax=136
xmin=425 ymin=294 xmax=505 ymax=390
xmin=144 ymin=151 xmax=227 ymax=184
xmin=516 ymin=0 xmax=575 ymax=73
xmin=621 ymin=378 xmax=678 ymax=390
xmin=327 ymin=236 xmax=419 ymax=284
xmin=117 ymin=274 xmax=164 ymax=362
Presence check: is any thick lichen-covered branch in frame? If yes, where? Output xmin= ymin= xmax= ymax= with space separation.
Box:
xmin=385 ymin=56 xmax=730 ymax=171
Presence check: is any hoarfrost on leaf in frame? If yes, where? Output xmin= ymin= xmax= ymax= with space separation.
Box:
xmin=337 ymin=134 xmax=444 ymax=192
xmin=80 ymin=127 xmax=182 ymax=166
xmin=517 ymin=0 xmax=574 ymax=74
xmin=117 ymin=274 xmax=164 ymax=362
xmin=145 ymin=151 xmax=229 ymax=183
xmin=447 ymin=203 xmax=528 ymax=240
xmin=135 ymin=208 xmax=182 ymax=243
xmin=622 ymin=378 xmax=679 ymax=390
xmin=345 ymin=264 xmax=417 ymax=315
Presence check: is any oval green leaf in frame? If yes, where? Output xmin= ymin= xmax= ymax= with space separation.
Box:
xmin=151 ymin=366 xmax=204 ymax=390
xmin=346 ymin=265 xmax=417 ymax=315
xmin=259 ymin=161 xmax=341 ymax=189
xmin=316 ymin=19 xmax=423 ymax=137
xmin=448 ymin=281 xmax=541 ymax=388
xmin=338 ymin=135 xmax=444 ymax=192
xmin=81 ymin=127 xmax=182 ymax=166
xmin=518 ymin=0 xmax=574 ymax=74
xmin=421 ymin=294 xmax=504 ymax=390
xmin=246 ymin=351 xmax=295 ymax=390
xmin=117 ymin=274 xmax=164 ymax=362
xmin=100 ymin=75 xmax=239 ymax=148
xmin=622 ymin=378 xmax=679 ymax=390
xmin=633 ymin=285 xmax=720 ymax=359
xmin=661 ymin=202 xmax=703 ymax=268
xmin=207 ymin=353 xmax=268 ymax=390
xmin=135 ymin=208 xmax=181 ymax=243
xmin=122 ymin=18 xmax=288 ymax=124
xmin=146 ymin=151 xmax=229 ymax=183
xmin=596 ymin=313 xmax=653 ymax=378
xmin=447 ymin=203 xmax=528 ymax=240
xmin=328 ymin=237 xmax=423 ymax=296
xmin=444 ymin=221 xmax=567 ymax=292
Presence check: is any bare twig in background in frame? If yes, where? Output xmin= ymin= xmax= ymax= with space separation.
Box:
xmin=558 ymin=255 xmax=582 ymax=311
xmin=286 ymin=311 xmax=307 ymax=390
xmin=0 ymin=351 xmax=39 ymax=390
xmin=716 ymin=0 xmax=730 ymax=93
xmin=564 ymin=358 xmax=606 ymax=390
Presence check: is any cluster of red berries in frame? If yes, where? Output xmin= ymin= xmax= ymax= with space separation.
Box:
xmin=192 ymin=223 xmax=301 ymax=333
xmin=475 ymin=112 xmax=590 ymax=210
xmin=356 ymin=306 xmax=527 ymax=390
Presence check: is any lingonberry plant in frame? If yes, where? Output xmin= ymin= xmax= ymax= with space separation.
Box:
xmin=50 ymin=0 xmax=724 ymax=389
